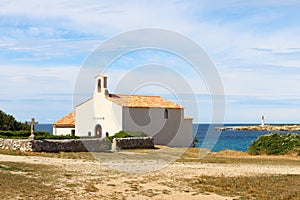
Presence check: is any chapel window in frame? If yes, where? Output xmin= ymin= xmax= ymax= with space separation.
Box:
xmin=98 ymin=79 xmax=101 ymax=93
xmin=164 ymin=109 xmax=168 ymax=119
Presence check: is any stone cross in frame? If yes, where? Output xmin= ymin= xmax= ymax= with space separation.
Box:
xmin=27 ymin=118 xmax=38 ymax=140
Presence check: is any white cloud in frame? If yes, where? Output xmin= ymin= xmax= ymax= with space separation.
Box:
xmin=0 ymin=0 xmax=300 ymax=122
xmin=0 ymin=64 xmax=80 ymax=122
xmin=0 ymin=1 xmax=195 ymax=35
xmin=0 ymin=65 xmax=79 ymax=99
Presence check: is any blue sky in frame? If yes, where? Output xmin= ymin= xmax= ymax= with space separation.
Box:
xmin=0 ymin=0 xmax=299 ymax=123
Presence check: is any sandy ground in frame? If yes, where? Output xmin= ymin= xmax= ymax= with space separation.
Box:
xmin=0 ymin=151 xmax=299 ymax=200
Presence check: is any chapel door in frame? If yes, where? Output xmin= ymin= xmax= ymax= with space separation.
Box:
xmin=95 ymin=124 xmax=102 ymax=138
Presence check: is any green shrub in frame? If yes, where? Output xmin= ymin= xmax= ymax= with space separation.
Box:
xmin=248 ymin=133 xmax=300 ymax=155
xmin=0 ymin=131 xmax=79 ymax=140
xmin=124 ymin=130 xmax=148 ymax=137
xmin=35 ymin=134 xmax=79 ymax=140
xmin=36 ymin=135 xmax=79 ymax=140
xmin=0 ymin=130 xmax=31 ymax=138
xmin=192 ymin=137 xmax=200 ymax=147
xmin=107 ymin=130 xmax=147 ymax=143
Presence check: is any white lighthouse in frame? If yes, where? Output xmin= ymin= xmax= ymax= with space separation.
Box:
xmin=261 ymin=115 xmax=265 ymax=126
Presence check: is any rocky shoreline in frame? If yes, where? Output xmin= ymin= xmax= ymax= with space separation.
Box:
xmin=216 ymin=124 xmax=300 ymax=132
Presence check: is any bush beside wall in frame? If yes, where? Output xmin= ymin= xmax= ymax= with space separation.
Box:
xmin=108 ymin=130 xmax=148 ymax=143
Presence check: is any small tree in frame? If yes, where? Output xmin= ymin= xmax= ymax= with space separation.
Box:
xmin=0 ymin=110 xmax=30 ymax=131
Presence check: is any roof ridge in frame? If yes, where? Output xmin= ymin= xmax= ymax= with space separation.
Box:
xmin=53 ymin=111 xmax=75 ymax=126
xmin=107 ymin=94 xmax=182 ymax=108
xmin=114 ymin=94 xmax=161 ymax=97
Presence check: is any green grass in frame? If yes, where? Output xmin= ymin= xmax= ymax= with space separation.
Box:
xmin=248 ymin=133 xmax=300 ymax=155
xmin=0 ymin=130 xmax=79 ymax=139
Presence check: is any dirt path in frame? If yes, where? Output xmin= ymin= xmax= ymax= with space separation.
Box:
xmin=1 ymin=153 xmax=299 ymax=176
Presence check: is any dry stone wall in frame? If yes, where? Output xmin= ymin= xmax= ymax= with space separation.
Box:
xmin=0 ymin=138 xmax=111 ymax=152
xmin=32 ymin=139 xmax=111 ymax=152
xmin=0 ymin=137 xmax=154 ymax=152
xmin=112 ymin=137 xmax=154 ymax=151
xmin=0 ymin=139 xmax=33 ymax=151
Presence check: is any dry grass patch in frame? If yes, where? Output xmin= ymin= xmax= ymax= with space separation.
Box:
xmin=1 ymin=147 xmax=299 ymax=166
xmin=176 ymin=148 xmax=300 ymax=166
xmin=181 ymin=175 xmax=300 ymax=199
xmin=0 ymin=161 xmax=70 ymax=199
xmin=157 ymin=173 xmax=300 ymax=199
xmin=0 ymin=148 xmax=96 ymax=160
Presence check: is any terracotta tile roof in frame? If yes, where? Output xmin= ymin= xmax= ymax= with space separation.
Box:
xmin=53 ymin=111 xmax=75 ymax=127
xmin=106 ymin=94 xmax=182 ymax=108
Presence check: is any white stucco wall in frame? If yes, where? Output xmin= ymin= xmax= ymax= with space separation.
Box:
xmin=75 ymin=98 xmax=96 ymax=137
xmin=168 ymin=118 xmax=193 ymax=147
xmin=93 ymin=94 xmax=123 ymax=136
xmin=122 ymin=107 xmax=193 ymax=146
xmin=122 ymin=107 xmax=167 ymax=134
xmin=53 ymin=127 xmax=75 ymax=136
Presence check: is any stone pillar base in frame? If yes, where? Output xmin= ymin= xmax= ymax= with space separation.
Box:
xmin=29 ymin=134 xmax=36 ymax=140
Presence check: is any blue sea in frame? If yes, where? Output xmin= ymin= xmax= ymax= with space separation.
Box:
xmin=35 ymin=123 xmax=300 ymax=152
xmin=35 ymin=124 xmax=53 ymax=135
xmin=193 ymin=124 xmax=300 ymax=152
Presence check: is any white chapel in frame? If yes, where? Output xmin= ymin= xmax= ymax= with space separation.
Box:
xmin=53 ymin=75 xmax=193 ymax=147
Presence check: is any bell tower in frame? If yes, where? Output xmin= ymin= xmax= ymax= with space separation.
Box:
xmin=94 ymin=74 xmax=108 ymax=96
